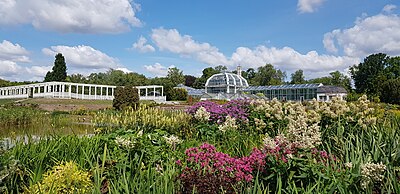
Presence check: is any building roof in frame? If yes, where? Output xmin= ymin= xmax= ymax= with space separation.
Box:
xmin=205 ymin=72 xmax=249 ymax=87
xmin=316 ymin=85 xmax=347 ymax=94
xmin=174 ymin=84 xmax=204 ymax=96
xmin=242 ymin=83 xmax=323 ymax=91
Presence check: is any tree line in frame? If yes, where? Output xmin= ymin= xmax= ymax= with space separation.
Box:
xmin=1 ymin=52 xmax=399 ymax=104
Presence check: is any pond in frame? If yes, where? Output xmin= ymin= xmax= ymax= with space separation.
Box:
xmin=0 ymin=115 xmax=94 ymax=149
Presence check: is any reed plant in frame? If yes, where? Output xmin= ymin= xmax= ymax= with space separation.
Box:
xmin=0 ymin=107 xmax=49 ymax=126
xmin=93 ymin=105 xmax=192 ymax=135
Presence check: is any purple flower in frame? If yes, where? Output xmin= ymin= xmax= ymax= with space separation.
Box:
xmin=187 ymin=99 xmax=251 ymax=124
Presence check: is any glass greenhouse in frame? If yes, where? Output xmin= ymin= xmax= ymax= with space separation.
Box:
xmin=242 ymin=83 xmax=323 ymax=101
xmin=205 ymin=73 xmax=249 ymax=94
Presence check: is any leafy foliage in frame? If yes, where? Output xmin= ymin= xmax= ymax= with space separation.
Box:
xmin=44 ymin=53 xmax=67 ymax=82
xmin=26 ymin=161 xmax=93 ymax=194
xmin=252 ymin=64 xmax=286 ymax=86
xmin=167 ymin=67 xmax=185 ymax=86
xmin=112 ymin=86 xmax=139 ymax=110
xmin=380 ymin=78 xmax=400 ymax=104
xmin=350 ymin=53 xmax=400 ymax=97
xmin=290 ymin=69 xmax=306 ymax=84
xmin=168 ymin=88 xmax=188 ymax=101
xmin=308 ymin=70 xmax=352 ymax=91
xmin=184 ymin=75 xmax=196 ymax=87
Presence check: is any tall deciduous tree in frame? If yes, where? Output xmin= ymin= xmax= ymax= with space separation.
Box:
xmin=167 ymin=67 xmax=185 ymax=86
xmin=253 ymin=64 xmax=286 ymax=86
xmin=380 ymin=78 xmax=400 ymax=105
xmin=184 ymin=75 xmax=196 ymax=87
xmin=44 ymin=53 xmax=67 ymax=82
xmin=193 ymin=67 xmax=221 ymax=89
xmin=350 ymin=53 xmax=389 ymax=96
xmin=308 ymin=71 xmax=352 ymax=91
xmin=290 ymin=70 xmax=306 ymax=84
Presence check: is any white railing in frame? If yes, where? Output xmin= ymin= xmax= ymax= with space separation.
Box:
xmin=0 ymin=82 xmax=166 ymax=102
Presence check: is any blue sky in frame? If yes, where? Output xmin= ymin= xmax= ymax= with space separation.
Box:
xmin=0 ymin=0 xmax=399 ymax=81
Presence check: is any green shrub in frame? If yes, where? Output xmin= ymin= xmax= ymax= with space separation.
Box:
xmin=113 ymin=86 xmax=139 ymax=110
xmin=168 ymin=88 xmax=188 ymax=101
xmin=26 ymin=161 xmax=93 ymax=194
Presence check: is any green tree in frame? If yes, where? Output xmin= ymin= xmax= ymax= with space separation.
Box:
xmin=167 ymin=67 xmax=185 ymax=86
xmin=308 ymin=71 xmax=352 ymax=91
xmin=0 ymin=78 xmax=11 ymax=87
xmin=253 ymin=64 xmax=286 ymax=86
xmin=214 ymin=65 xmax=227 ymax=72
xmin=87 ymin=72 xmax=108 ymax=85
xmin=44 ymin=53 xmax=67 ymax=82
xmin=380 ymin=78 xmax=400 ymax=105
xmin=350 ymin=53 xmax=389 ymax=96
xmin=329 ymin=71 xmax=351 ymax=91
xmin=290 ymin=70 xmax=306 ymax=84
xmin=193 ymin=67 xmax=221 ymax=89
xmin=68 ymin=74 xmax=86 ymax=83
xmin=184 ymin=75 xmax=197 ymax=87
xmin=386 ymin=56 xmax=400 ymax=79
xmin=125 ymin=72 xmax=149 ymax=86
xmin=169 ymin=88 xmax=188 ymax=101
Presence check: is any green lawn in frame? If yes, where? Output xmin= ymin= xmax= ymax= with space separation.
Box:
xmin=0 ymin=99 xmax=17 ymax=105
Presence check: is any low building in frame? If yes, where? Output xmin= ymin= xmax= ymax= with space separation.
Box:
xmin=178 ymin=65 xmax=347 ymax=101
xmin=243 ymin=83 xmax=347 ymax=101
xmin=174 ymin=84 xmax=204 ymax=98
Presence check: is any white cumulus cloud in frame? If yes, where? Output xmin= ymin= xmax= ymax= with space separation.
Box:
xmin=144 ymin=63 xmax=174 ymax=77
xmin=150 ymin=28 xmax=358 ymax=79
xmin=131 ymin=36 xmax=155 ymax=53
xmin=42 ymin=45 xmax=121 ymax=70
xmin=297 ymin=0 xmax=325 ymax=13
xmin=323 ymin=12 xmax=400 ymax=58
xmin=0 ymin=0 xmax=142 ymax=33
xmin=230 ymin=46 xmax=359 ymax=78
xmin=0 ymin=60 xmax=23 ymax=77
xmin=151 ymin=28 xmax=229 ymax=65
xmin=0 ymin=40 xmax=30 ymax=62
xmin=0 ymin=40 xmax=49 ymax=81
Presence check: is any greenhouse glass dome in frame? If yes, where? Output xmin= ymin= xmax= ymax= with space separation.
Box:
xmin=205 ymin=72 xmax=249 ymax=94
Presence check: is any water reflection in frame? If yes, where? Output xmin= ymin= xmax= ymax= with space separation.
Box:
xmin=0 ymin=123 xmax=94 ymax=149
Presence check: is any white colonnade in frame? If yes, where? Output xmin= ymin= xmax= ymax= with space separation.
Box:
xmin=0 ymin=82 xmax=166 ymax=102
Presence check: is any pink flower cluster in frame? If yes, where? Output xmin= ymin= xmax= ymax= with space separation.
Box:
xmin=180 ymin=143 xmax=266 ymax=183
xmin=178 ymin=142 xmax=339 ymax=193
xmin=311 ymin=148 xmax=338 ymax=163
xmin=264 ymin=136 xmax=338 ymax=165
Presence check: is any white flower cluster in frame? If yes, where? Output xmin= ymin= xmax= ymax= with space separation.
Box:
xmin=349 ymin=95 xmax=377 ymax=129
xmin=115 ymin=137 xmax=135 ymax=149
xmin=137 ymin=130 xmax=143 ymax=137
xmin=194 ymin=106 xmax=210 ymax=122
xmin=316 ymin=97 xmax=350 ymax=119
xmin=344 ymin=162 xmax=353 ymax=169
xmin=163 ymin=135 xmax=182 ymax=146
xmin=252 ymin=98 xmax=284 ymax=120
xmin=263 ymin=136 xmax=276 ymax=149
xmin=360 ymin=162 xmax=386 ymax=189
xmin=254 ymin=118 xmax=267 ymax=131
xmin=218 ymin=115 xmax=238 ymax=132
xmin=285 ymin=102 xmax=321 ymax=149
